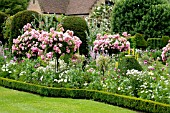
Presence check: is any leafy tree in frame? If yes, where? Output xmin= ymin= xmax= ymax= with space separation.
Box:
xmin=111 ymin=0 xmax=169 ymax=39
xmin=0 ymin=0 xmax=30 ymax=15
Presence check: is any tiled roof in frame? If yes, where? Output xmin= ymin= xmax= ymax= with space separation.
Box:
xmin=66 ymin=0 xmax=97 ymax=15
xmin=38 ymin=0 xmax=98 ymax=15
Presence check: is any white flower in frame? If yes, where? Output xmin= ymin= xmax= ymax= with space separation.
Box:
xmin=40 ymin=76 xmax=43 ymax=81
xmin=54 ymin=79 xmax=58 ymax=82
xmin=19 ymin=71 xmax=26 ymax=76
xmin=118 ymin=87 xmax=121 ymax=90
xmin=148 ymin=71 xmax=154 ymax=75
xmin=84 ymin=82 xmax=88 ymax=86
xmin=151 ymin=95 xmax=154 ymax=99
xmin=140 ymin=90 xmax=144 ymax=93
xmin=64 ymin=79 xmax=67 ymax=83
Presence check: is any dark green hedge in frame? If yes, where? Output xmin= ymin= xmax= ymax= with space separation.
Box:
xmin=118 ymin=56 xmax=143 ymax=75
xmin=141 ymin=4 xmax=170 ymax=39
xmin=0 ymin=77 xmax=170 ymax=113
xmin=0 ymin=11 xmax=8 ymax=44
xmin=147 ymin=38 xmax=162 ymax=49
xmin=111 ymin=0 xmax=169 ymax=40
xmin=62 ymin=16 xmax=89 ymax=56
xmin=162 ymin=36 xmax=170 ymax=47
xmin=129 ymin=33 xmax=147 ymax=49
xmin=0 ymin=0 xmax=30 ymax=16
xmin=10 ymin=10 xmax=39 ymax=47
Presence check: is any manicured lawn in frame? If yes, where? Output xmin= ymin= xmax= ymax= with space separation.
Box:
xmin=0 ymin=86 xmax=137 ymax=113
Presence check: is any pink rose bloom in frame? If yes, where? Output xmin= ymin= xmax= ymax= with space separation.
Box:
xmin=26 ymin=53 xmax=31 ymax=59
xmin=46 ymin=52 xmax=53 ymax=59
xmin=13 ymin=39 xmax=20 ymax=44
xmin=41 ymin=55 xmax=45 ymax=60
xmin=57 ymin=32 xmax=63 ymax=38
xmin=23 ymin=23 xmax=31 ymax=31
xmin=96 ymin=34 xmax=102 ymax=40
xmin=113 ymin=34 xmax=120 ymax=39
xmin=122 ymin=32 xmax=128 ymax=37
xmin=41 ymin=44 xmax=46 ymax=49
xmin=66 ymin=48 xmax=70 ymax=53
xmin=93 ymin=40 xmax=99 ymax=45
xmin=53 ymin=46 xmax=61 ymax=54
xmin=63 ymin=34 xmax=72 ymax=42
xmin=126 ymin=41 xmax=130 ymax=48
xmin=75 ymin=40 xmax=82 ymax=48
xmin=29 ymin=36 xmax=33 ymax=40
xmin=28 ymin=44 xmax=32 ymax=47
xmin=114 ymin=40 xmax=119 ymax=47
xmin=66 ymin=30 xmax=74 ymax=37
xmin=103 ymin=34 xmax=108 ymax=39
xmin=38 ymin=49 xmax=43 ymax=56
xmin=59 ymin=37 xmax=63 ymax=41
xmin=50 ymin=28 xmax=55 ymax=33
xmin=12 ymin=45 xmax=18 ymax=53
xmin=31 ymin=47 xmax=39 ymax=53
xmin=58 ymin=43 xmax=63 ymax=47
xmin=44 ymin=37 xmax=49 ymax=43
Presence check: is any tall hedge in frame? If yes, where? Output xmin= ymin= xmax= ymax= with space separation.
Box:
xmin=141 ymin=4 xmax=170 ymax=39
xmin=10 ymin=10 xmax=39 ymax=47
xmin=111 ymin=0 xmax=168 ymax=39
xmin=62 ymin=16 xmax=89 ymax=56
xmin=147 ymin=38 xmax=162 ymax=49
xmin=162 ymin=36 xmax=170 ymax=47
xmin=0 ymin=12 xmax=8 ymax=44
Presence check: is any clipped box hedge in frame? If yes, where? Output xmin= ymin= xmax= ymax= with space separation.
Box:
xmin=0 ymin=77 xmax=170 ymax=113
xmin=147 ymin=38 xmax=162 ymax=49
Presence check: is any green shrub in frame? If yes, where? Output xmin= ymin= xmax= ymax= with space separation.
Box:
xmin=62 ymin=16 xmax=89 ymax=56
xmin=130 ymin=33 xmax=147 ymax=49
xmin=147 ymin=38 xmax=162 ymax=49
xmin=0 ymin=11 xmax=8 ymax=44
xmin=0 ymin=0 xmax=30 ymax=15
xmin=118 ymin=56 xmax=143 ymax=75
xmin=2 ymin=16 xmax=13 ymax=45
xmin=162 ymin=36 xmax=170 ymax=47
xmin=10 ymin=10 xmax=39 ymax=47
xmin=141 ymin=4 xmax=170 ymax=39
xmin=0 ymin=77 xmax=170 ymax=113
xmin=111 ymin=0 xmax=168 ymax=39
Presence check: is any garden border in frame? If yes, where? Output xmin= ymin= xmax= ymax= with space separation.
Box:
xmin=0 ymin=77 xmax=170 ymax=113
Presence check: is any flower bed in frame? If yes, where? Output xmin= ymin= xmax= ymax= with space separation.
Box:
xmin=0 ymin=21 xmax=170 ymax=112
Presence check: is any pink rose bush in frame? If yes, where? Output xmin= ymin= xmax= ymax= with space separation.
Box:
xmin=12 ymin=23 xmax=82 ymax=60
xmin=93 ymin=32 xmax=130 ymax=55
xmin=161 ymin=40 xmax=170 ymax=61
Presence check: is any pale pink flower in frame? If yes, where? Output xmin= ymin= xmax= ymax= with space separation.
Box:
xmin=122 ymin=32 xmax=128 ymax=37
xmin=41 ymin=44 xmax=46 ymax=49
xmin=31 ymin=47 xmax=39 ymax=53
xmin=38 ymin=49 xmax=43 ymax=56
xmin=13 ymin=39 xmax=20 ymax=44
xmin=66 ymin=48 xmax=70 ymax=53
xmin=26 ymin=53 xmax=31 ymax=59
xmin=41 ymin=55 xmax=45 ymax=60
xmin=46 ymin=52 xmax=53 ymax=59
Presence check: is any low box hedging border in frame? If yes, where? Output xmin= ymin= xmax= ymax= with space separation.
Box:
xmin=0 ymin=77 xmax=170 ymax=113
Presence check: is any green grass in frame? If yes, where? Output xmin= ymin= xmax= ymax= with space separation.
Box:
xmin=0 ymin=86 xmax=137 ymax=113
